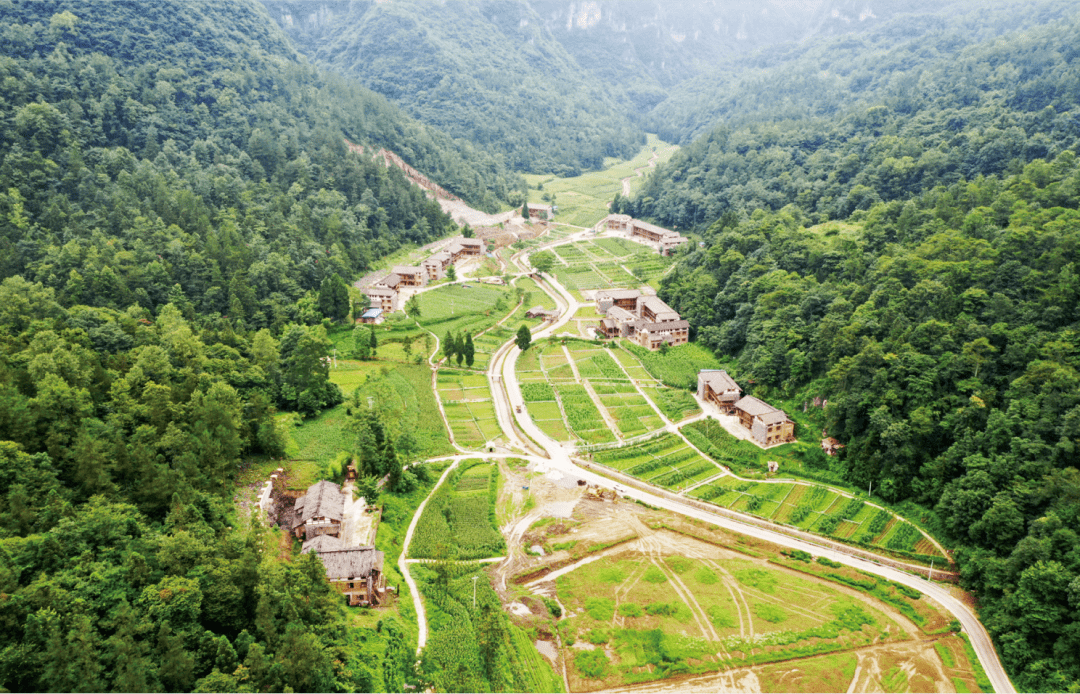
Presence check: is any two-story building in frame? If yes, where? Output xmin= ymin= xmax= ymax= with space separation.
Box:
xmin=391 ymin=266 xmax=426 ymax=288
xmin=423 ymin=250 xmax=453 ymax=281
xmin=733 ymin=395 xmax=795 ymax=447
xmin=292 ymin=480 xmax=349 ymax=540
xmin=595 ymin=288 xmax=641 ymax=314
xmin=697 ymin=370 xmax=742 ymax=414
xmin=301 ymin=536 xmax=388 ymax=607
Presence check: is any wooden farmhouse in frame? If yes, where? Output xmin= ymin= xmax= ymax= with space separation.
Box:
xmin=423 ymin=250 xmax=453 ymax=281
xmin=733 ymin=396 xmax=795 ymax=447
xmin=697 ymin=370 xmax=742 ymax=413
xmin=292 ymin=480 xmax=349 ymax=540
xmin=377 ymin=273 xmax=403 ymax=291
xmin=596 ymin=288 xmax=642 ymax=313
xmin=446 ymin=237 xmax=483 ymax=258
xmin=301 ymin=536 xmax=388 ymax=607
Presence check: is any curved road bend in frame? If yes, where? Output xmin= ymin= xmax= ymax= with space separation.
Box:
xmin=484 ymin=246 xmax=1016 ymax=694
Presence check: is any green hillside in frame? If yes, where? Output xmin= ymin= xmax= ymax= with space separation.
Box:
xmin=263 ymin=0 xmax=643 ymax=177
xmin=0 ymin=0 xmax=507 ymax=690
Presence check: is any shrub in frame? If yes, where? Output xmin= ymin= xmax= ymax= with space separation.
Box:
xmin=695 ymin=566 xmax=719 ymax=585
xmin=618 ymin=603 xmax=643 ymax=618
xmin=598 ymin=566 xmax=626 ymax=583
xmin=753 ymin=602 xmax=788 ymax=623
xmin=574 ymin=650 xmax=611 ymax=679
xmin=585 ymin=628 xmax=610 ymax=645
xmin=585 ymin=597 xmax=615 ymax=621
xmin=665 ymin=556 xmax=692 ymax=574
xmin=707 ymin=605 xmax=736 ymax=628
xmin=643 ymin=565 xmax=668 ymax=584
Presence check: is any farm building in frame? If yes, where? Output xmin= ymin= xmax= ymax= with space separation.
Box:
xmin=363 ymin=287 xmax=398 ymax=313
xmin=636 ymin=320 xmax=690 ymax=350
xmin=598 ymin=214 xmax=688 ymax=255
xmin=358 ymin=308 xmax=382 ymax=324
xmin=636 ymin=295 xmax=681 ymax=323
xmin=391 ymin=266 xmax=426 ymax=287
xmin=524 ymin=203 xmax=554 ymax=220
xmin=423 ymin=250 xmax=453 ymax=280
xmin=733 ymin=396 xmax=795 ymax=447
xmin=301 ymin=538 xmax=388 ymax=607
xmin=698 ymin=370 xmax=742 ymax=413
xmin=525 ymin=306 xmax=559 ymax=320
xmin=601 ymin=213 xmax=631 ymax=233
xmin=292 ymin=480 xmax=349 ymax=540
xmin=446 ymin=237 xmax=484 ymax=258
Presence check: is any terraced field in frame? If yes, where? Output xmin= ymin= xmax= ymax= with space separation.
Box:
xmin=436 ymin=369 xmax=501 ymax=448
xmin=592 ymin=433 xmax=722 ymax=492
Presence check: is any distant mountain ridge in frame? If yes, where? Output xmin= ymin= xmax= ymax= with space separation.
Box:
xmin=261 ymin=0 xmax=983 ymax=173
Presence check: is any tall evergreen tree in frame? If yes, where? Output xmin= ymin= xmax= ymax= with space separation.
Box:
xmin=464 ymin=333 xmax=475 ymax=367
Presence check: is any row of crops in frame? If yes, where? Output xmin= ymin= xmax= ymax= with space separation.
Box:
xmin=436 ymin=370 xmax=501 ymax=448
xmin=688 ymin=476 xmax=944 ymax=560
xmin=517 ymin=339 xmax=702 ymax=444
xmin=593 ymin=434 xmax=721 ymax=492
xmin=556 ymin=384 xmax=617 ymax=444
xmin=410 ymin=461 xmax=506 ymax=561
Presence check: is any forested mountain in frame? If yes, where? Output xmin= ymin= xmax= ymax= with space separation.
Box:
xmin=0 ymin=0 xmax=495 ymax=688
xmin=634 ymin=5 xmax=1080 ymax=690
xmin=620 ymin=0 xmax=1080 ymax=228
xmin=262 ymin=0 xmax=968 ymax=175
xmin=530 ymin=0 xmax=960 ymax=114
xmin=261 ymin=0 xmax=644 ymax=176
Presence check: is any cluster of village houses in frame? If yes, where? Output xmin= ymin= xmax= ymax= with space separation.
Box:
xmin=594 ymin=289 xmax=690 ymax=351
xmin=359 ymin=235 xmax=485 ymax=323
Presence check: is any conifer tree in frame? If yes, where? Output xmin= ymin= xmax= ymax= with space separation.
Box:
xmin=464 ymin=332 xmax=475 ymax=367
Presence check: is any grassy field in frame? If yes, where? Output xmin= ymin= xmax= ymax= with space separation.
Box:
xmin=412 ymin=562 xmax=563 ymax=693
xmin=555 ymin=548 xmax=894 ymax=689
xmin=523 ymin=134 xmax=679 ymax=228
xmin=337 ymin=360 xmax=453 ymax=459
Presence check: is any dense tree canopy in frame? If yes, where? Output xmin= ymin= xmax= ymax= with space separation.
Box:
xmin=625 ymin=1 xmax=1080 ymax=229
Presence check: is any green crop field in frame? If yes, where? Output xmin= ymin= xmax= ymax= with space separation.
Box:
xmin=516 ymin=339 xmax=677 ymax=444
xmin=592 ymin=433 xmax=720 ymax=491
xmin=622 ymin=341 xmax=723 ymax=389
xmin=409 ymin=461 xmax=505 ymax=560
